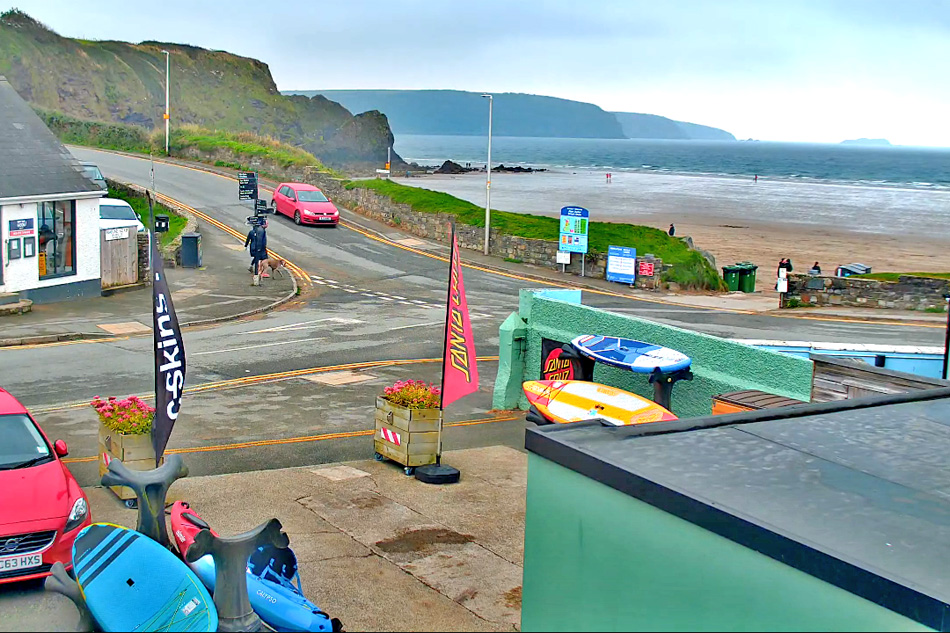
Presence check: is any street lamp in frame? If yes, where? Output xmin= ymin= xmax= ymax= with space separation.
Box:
xmin=162 ymin=50 xmax=170 ymax=155
xmin=943 ymin=294 xmax=950 ymax=380
xmin=481 ymin=94 xmax=493 ymax=255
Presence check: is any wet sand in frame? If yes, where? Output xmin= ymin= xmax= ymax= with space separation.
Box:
xmin=399 ymin=169 xmax=950 ymax=291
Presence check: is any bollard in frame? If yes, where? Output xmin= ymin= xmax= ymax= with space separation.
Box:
xmin=44 ymin=562 xmax=94 ymax=632
xmin=100 ymin=454 xmax=188 ymax=548
xmin=186 ymin=518 xmax=289 ymax=632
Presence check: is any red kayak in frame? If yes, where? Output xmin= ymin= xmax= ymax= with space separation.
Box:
xmin=171 ymin=500 xmax=216 ymax=557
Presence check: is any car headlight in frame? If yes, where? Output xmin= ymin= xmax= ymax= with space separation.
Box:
xmin=65 ymin=497 xmax=88 ymax=533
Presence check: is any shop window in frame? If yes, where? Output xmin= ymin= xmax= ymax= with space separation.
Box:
xmin=38 ymin=200 xmax=76 ymax=279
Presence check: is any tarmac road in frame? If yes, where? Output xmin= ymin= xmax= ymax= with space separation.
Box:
xmin=0 ymin=148 xmax=941 ymax=486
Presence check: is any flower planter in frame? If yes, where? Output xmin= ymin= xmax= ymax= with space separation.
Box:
xmin=97 ymin=422 xmax=163 ymax=504
xmin=374 ymin=397 xmax=442 ymax=475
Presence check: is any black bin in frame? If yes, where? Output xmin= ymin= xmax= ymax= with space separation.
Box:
xmin=181 ymin=233 xmax=202 ymax=268
xmin=155 ymin=215 xmax=170 ymax=233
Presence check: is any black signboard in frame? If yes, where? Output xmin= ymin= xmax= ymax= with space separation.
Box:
xmin=238 ymin=171 xmax=258 ymax=201
xmin=255 ymin=199 xmax=269 ymax=213
xmin=540 ymin=338 xmax=594 ymax=382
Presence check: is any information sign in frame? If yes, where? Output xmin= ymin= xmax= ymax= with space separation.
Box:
xmin=638 ymin=261 xmax=655 ymax=277
xmin=238 ymin=171 xmax=258 ymax=201
xmin=8 ymin=218 xmax=34 ymax=237
xmin=559 ymin=206 xmax=589 ymax=254
xmin=606 ymin=246 xmax=637 ymax=284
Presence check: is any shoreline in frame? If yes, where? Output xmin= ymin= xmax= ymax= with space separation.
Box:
xmin=396 ymin=169 xmax=950 ymax=291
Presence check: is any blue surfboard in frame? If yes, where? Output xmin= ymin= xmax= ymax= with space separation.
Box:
xmin=73 ymin=523 xmax=217 ymax=632
xmin=571 ymin=335 xmax=692 ymax=374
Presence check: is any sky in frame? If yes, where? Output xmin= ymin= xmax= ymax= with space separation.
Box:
xmin=7 ymin=0 xmax=950 ymax=146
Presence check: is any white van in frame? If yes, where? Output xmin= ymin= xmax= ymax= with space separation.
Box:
xmin=99 ymin=198 xmax=146 ymax=233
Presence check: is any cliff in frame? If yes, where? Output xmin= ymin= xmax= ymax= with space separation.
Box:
xmin=611 ymin=112 xmax=736 ymax=141
xmin=0 ymin=10 xmax=394 ymax=166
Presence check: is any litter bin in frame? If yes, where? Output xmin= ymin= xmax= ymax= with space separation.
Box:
xmin=721 ymin=265 xmax=742 ymax=292
xmin=737 ymin=262 xmax=758 ymax=293
xmin=154 ymin=215 xmax=170 ymax=233
xmin=181 ymin=233 xmax=202 ymax=268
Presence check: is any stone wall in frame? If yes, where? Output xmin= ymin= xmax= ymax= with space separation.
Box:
xmin=786 ymin=273 xmax=950 ymax=311
xmin=334 ymin=185 xmax=668 ymax=287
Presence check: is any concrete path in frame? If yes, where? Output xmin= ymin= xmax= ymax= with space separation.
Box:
xmin=0 ymin=446 xmax=526 ymax=633
xmin=0 ymin=213 xmax=294 ymax=346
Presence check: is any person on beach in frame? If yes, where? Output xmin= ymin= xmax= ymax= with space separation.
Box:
xmin=668 ymin=223 xmax=675 ymax=237
xmin=754 ymin=174 xmax=758 ymax=183
xmin=810 ymin=261 xmax=821 ymax=275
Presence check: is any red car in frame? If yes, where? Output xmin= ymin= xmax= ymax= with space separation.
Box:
xmin=0 ymin=388 xmax=91 ymax=584
xmin=271 ymin=182 xmax=340 ymax=226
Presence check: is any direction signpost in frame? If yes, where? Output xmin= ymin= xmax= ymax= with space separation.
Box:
xmin=559 ymin=206 xmax=590 ymax=276
xmin=238 ymin=171 xmax=258 ymax=202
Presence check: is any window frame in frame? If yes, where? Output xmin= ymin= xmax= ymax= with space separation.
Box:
xmin=38 ymin=199 xmax=77 ymax=281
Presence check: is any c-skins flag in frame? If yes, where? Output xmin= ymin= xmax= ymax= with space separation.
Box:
xmin=441 ymin=224 xmax=479 ymax=408
xmin=150 ymin=237 xmax=186 ymax=466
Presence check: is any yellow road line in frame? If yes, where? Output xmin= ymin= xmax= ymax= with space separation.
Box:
xmin=30 ymin=355 xmax=501 ymax=415
xmin=61 ymin=413 xmax=520 ymax=464
xmin=80 ymin=148 xmax=939 ymax=329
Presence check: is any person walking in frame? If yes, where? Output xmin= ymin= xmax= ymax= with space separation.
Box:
xmin=244 ymin=220 xmax=268 ymax=285
xmin=754 ymin=174 xmax=758 ymax=183
xmin=668 ymin=223 xmax=675 ymax=237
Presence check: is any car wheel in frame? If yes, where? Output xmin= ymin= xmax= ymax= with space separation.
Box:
xmin=294 ymin=211 xmax=302 ymax=225
xmin=270 ymin=200 xmax=276 ymax=213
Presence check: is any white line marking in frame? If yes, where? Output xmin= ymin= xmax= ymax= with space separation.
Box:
xmin=390 ymin=295 xmax=407 ymax=300
xmin=409 ymin=300 xmax=428 ymax=305
xmin=343 ymin=289 xmax=359 ymax=293
xmin=312 ymin=279 xmax=327 ymax=285
xmin=246 ymin=318 xmax=364 ymax=334
xmin=192 ymin=338 xmax=324 ymax=356
xmin=378 ymin=296 xmax=394 ymax=301
xmin=310 ymin=275 xmax=324 ymax=280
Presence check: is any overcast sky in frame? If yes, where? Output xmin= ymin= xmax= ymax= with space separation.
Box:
xmin=9 ymin=0 xmax=950 ymax=146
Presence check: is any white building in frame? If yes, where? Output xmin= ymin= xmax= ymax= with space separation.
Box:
xmin=0 ymin=76 xmax=105 ymax=303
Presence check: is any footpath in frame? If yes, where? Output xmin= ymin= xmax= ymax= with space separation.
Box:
xmin=16 ymin=446 xmax=525 ymax=633
xmin=0 ymin=217 xmax=295 ymax=347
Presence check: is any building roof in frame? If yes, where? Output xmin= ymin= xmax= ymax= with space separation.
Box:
xmin=0 ymin=76 xmax=103 ymax=203
xmin=526 ymin=389 xmax=950 ymax=630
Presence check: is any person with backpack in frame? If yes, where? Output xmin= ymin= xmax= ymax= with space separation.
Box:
xmin=244 ymin=220 xmax=268 ymax=285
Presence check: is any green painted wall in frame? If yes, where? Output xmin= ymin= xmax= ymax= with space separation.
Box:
xmin=522 ymin=454 xmax=933 ymax=632
xmin=493 ymin=290 xmax=813 ymax=417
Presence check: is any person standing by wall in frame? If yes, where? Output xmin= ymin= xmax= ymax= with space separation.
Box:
xmin=668 ymin=223 xmax=676 ymax=237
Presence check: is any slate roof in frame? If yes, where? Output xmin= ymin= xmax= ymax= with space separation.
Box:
xmin=0 ymin=75 xmax=102 ymax=202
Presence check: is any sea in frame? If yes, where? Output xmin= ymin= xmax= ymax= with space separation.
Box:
xmin=393 ymin=135 xmax=950 ymax=191
xmin=392 ymin=135 xmax=950 ymax=237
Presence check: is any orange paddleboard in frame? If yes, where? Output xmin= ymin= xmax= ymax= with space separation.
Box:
xmin=523 ymin=380 xmax=678 ymax=426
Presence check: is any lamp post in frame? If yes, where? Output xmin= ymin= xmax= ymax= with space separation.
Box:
xmin=943 ymin=294 xmax=950 ymax=380
xmin=481 ymin=94 xmax=493 ymax=255
xmin=162 ymin=50 xmax=170 ymax=155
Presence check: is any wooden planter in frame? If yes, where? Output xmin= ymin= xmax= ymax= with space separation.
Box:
xmin=374 ymin=397 xmax=442 ymax=474
xmin=97 ymin=422 xmax=163 ymax=504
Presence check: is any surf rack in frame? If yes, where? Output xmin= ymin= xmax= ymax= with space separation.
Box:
xmin=560 ymin=344 xmax=693 ymax=411
xmin=186 ymin=518 xmax=290 ymax=633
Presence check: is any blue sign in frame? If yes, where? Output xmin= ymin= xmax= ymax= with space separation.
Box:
xmin=8 ymin=218 xmax=34 ymax=236
xmin=606 ymin=246 xmax=637 ymax=284
xmin=559 ymin=206 xmax=589 ymax=254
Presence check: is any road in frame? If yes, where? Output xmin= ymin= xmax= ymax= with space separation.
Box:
xmin=0 ymin=147 xmax=941 ymax=485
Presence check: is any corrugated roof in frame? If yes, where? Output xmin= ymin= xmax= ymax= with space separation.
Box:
xmin=0 ymin=75 xmax=103 ymax=201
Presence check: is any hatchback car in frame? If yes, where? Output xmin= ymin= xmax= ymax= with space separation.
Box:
xmin=0 ymin=388 xmax=91 ymax=584
xmin=99 ymin=197 xmax=146 ymax=233
xmin=271 ymin=182 xmax=340 ymax=226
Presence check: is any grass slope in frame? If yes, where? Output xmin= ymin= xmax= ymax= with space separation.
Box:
xmin=346 ymin=180 xmax=723 ymax=290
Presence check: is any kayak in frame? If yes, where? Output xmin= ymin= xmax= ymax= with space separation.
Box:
xmin=570 ymin=335 xmax=692 ymax=374
xmin=170 ymin=501 xmax=340 ymax=632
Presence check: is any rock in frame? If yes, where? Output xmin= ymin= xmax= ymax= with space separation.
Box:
xmin=435 ymin=160 xmax=470 ymax=174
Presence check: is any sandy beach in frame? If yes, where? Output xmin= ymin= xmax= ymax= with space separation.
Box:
xmin=398 ymin=169 xmax=950 ymax=291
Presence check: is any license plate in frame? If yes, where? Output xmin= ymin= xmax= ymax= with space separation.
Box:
xmin=0 ymin=553 xmax=42 ymax=571
xmin=317 ymin=217 xmax=334 ymax=222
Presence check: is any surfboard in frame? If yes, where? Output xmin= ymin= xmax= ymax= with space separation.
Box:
xmin=170 ymin=502 xmax=337 ymax=633
xmin=571 ymin=335 xmax=692 ymax=373
xmin=72 ymin=523 xmax=217 ymax=632
xmin=522 ymin=380 xmax=678 ymax=426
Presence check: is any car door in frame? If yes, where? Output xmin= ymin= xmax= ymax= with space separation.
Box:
xmin=286 ymin=187 xmax=297 ymax=217
xmin=276 ymin=186 xmax=290 ymax=217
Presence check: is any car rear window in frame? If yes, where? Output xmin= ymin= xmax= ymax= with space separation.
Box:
xmin=100 ymin=204 xmax=138 ymax=221
xmin=83 ymin=165 xmax=104 ymax=180
xmin=297 ymin=190 xmax=329 ymax=203
xmin=0 ymin=414 xmax=51 ymax=469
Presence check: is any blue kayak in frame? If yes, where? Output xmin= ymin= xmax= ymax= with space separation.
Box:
xmin=571 ymin=335 xmax=692 ymax=373
xmin=189 ymin=547 xmax=335 ymax=633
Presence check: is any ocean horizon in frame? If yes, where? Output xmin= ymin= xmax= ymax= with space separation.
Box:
xmin=393 ymin=135 xmax=950 ymax=191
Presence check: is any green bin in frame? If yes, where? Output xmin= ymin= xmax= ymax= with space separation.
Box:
xmin=721 ymin=265 xmax=742 ymax=292
xmin=737 ymin=262 xmax=758 ymax=293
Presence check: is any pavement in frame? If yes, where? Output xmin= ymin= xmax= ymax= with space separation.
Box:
xmin=0 ymin=446 xmax=526 ymax=633
xmin=0 ymin=214 xmax=296 ymax=347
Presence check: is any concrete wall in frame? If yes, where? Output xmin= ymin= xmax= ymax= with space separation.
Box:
xmin=522 ymin=453 xmax=932 ymax=632
xmin=787 ymin=274 xmax=950 ymax=311
xmin=492 ymin=289 xmax=813 ymax=418
xmin=0 ymin=198 xmax=101 ymax=301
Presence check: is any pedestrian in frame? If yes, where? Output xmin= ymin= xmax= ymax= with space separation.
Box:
xmin=244 ymin=220 xmax=268 ymax=284
xmin=776 ymin=257 xmax=793 ymax=276
xmin=668 ymin=223 xmax=675 ymax=237
xmin=754 ymin=174 xmax=758 ymax=183
xmin=809 ymin=261 xmax=821 ymax=275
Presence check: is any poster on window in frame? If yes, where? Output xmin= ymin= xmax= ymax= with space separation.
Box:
xmin=540 ymin=338 xmax=594 ymax=382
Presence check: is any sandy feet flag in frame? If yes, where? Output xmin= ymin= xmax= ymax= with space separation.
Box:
xmin=441 ymin=223 xmax=479 ymax=408
xmin=151 ymin=234 xmax=186 ymax=466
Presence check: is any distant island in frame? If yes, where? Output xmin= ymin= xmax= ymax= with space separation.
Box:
xmin=840 ymin=138 xmax=892 ymax=146
xmin=282 ymin=89 xmax=735 ymax=141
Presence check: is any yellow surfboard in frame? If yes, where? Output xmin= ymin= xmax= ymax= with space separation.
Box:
xmin=523 ymin=380 xmax=677 ymax=426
